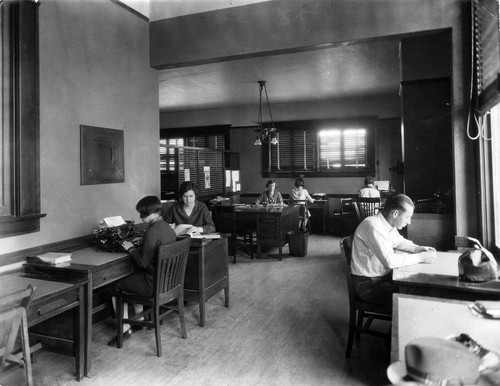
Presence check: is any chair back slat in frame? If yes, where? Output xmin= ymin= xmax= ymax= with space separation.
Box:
xmin=354 ymin=197 xmax=380 ymax=223
xmin=340 ymin=236 xmax=356 ymax=307
xmin=0 ymin=285 xmax=35 ymax=384
xmin=155 ymin=238 xmax=191 ymax=302
xmin=212 ymin=205 xmax=236 ymax=235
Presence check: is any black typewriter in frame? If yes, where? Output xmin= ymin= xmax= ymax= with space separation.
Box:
xmin=92 ymin=220 xmax=142 ymax=252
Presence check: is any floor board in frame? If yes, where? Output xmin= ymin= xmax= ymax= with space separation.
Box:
xmin=1 ymin=234 xmax=391 ymax=386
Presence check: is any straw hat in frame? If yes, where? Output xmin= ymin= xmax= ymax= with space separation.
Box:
xmin=387 ymin=337 xmax=487 ymax=385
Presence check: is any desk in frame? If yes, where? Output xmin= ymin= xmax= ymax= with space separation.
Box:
xmin=393 ymin=251 xmax=500 ymax=301
xmin=183 ymin=237 xmax=229 ymax=327
xmin=25 ymin=239 xmax=229 ymax=364
xmin=391 ymin=294 xmax=500 ymax=384
xmin=234 ymin=205 xmax=300 ymax=260
xmin=308 ymin=200 xmax=329 ymax=234
xmin=25 ymin=248 xmax=133 ymax=376
xmin=0 ymin=275 xmax=86 ymax=380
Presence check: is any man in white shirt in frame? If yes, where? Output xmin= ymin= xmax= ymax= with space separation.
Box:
xmin=351 ymin=193 xmax=436 ymax=306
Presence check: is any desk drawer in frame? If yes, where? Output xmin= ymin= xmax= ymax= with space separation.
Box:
xmin=93 ymin=260 xmax=134 ymax=288
xmin=27 ymin=290 xmax=79 ymax=326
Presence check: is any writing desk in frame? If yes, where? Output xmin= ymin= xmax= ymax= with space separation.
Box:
xmin=234 ymin=204 xmax=300 ymax=260
xmin=0 ymin=275 xmax=86 ymax=380
xmin=393 ymin=251 xmax=500 ymax=301
xmin=391 ymin=294 xmax=500 ymax=384
xmin=24 ymin=248 xmax=132 ymax=376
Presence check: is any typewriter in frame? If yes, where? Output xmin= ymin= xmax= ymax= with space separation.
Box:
xmin=92 ymin=217 xmax=143 ymax=252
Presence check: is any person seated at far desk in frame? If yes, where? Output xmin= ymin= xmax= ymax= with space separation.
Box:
xmin=290 ymin=177 xmax=314 ymax=230
xmin=108 ymin=195 xmax=176 ymax=346
xmin=350 ymin=193 xmax=436 ymax=307
xmin=358 ymin=175 xmax=380 ymax=198
xmin=164 ymin=181 xmax=216 ymax=236
xmin=255 ymin=179 xmax=284 ymax=205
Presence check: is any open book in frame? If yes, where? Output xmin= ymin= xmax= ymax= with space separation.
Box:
xmin=188 ymin=232 xmax=221 ymax=239
xmin=27 ymin=252 xmax=72 ymax=266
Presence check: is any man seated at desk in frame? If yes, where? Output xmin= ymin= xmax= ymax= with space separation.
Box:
xmin=350 ymin=193 xmax=437 ymax=307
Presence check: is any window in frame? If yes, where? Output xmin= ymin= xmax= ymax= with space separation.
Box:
xmin=1 ymin=1 xmax=45 ymax=238
xmin=489 ymin=105 xmax=500 ymax=250
xmin=263 ymin=119 xmax=375 ymax=177
xmin=160 ymin=138 xmax=184 ymax=172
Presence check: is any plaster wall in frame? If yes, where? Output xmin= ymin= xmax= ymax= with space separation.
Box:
xmin=1 ymin=0 xmax=159 ymax=255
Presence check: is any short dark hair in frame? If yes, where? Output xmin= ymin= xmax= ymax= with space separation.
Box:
xmin=294 ymin=178 xmax=305 ymax=188
xmin=179 ymin=181 xmax=198 ymax=197
xmin=266 ymin=179 xmax=276 ymax=188
xmin=364 ymin=176 xmax=375 ymax=186
xmin=381 ymin=193 xmax=414 ymax=216
xmin=136 ymin=196 xmax=162 ymax=218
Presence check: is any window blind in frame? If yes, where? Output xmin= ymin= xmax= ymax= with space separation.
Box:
xmin=474 ymin=0 xmax=500 ymax=114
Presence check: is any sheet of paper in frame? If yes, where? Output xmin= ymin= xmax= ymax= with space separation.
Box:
xmin=103 ymin=216 xmax=126 ymax=227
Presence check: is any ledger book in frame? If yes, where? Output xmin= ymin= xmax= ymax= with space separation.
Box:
xmin=27 ymin=252 xmax=72 ymax=265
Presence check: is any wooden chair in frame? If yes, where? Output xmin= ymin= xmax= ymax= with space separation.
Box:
xmin=353 ymin=197 xmax=381 ymax=223
xmin=340 ymin=236 xmax=391 ymax=358
xmin=115 ymin=237 xmax=191 ymax=357
xmin=0 ymin=285 xmax=36 ymax=386
xmin=212 ymin=205 xmax=253 ymax=263
xmin=455 ymin=235 xmax=474 ymax=251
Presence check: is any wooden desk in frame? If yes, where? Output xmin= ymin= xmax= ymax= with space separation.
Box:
xmin=234 ymin=205 xmax=300 ymax=260
xmin=308 ymin=200 xmax=329 ymax=234
xmin=0 ymin=275 xmax=86 ymax=380
xmin=183 ymin=237 xmax=229 ymax=327
xmin=25 ymin=248 xmax=133 ymax=376
xmin=393 ymin=251 xmax=500 ymax=301
xmin=391 ymin=294 xmax=500 ymax=385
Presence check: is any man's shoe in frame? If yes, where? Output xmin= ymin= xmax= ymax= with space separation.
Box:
xmin=107 ymin=328 xmax=132 ymax=346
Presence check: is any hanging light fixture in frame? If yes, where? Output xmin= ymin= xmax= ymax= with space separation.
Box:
xmin=254 ymin=80 xmax=278 ymax=146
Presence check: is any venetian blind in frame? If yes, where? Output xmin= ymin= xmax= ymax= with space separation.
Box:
xmin=474 ymin=0 xmax=500 ymax=114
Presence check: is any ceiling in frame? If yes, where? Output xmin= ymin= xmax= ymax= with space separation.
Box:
xmin=158 ymin=37 xmax=402 ymax=114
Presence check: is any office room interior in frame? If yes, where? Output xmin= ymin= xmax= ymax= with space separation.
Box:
xmin=1 ymin=0 xmax=500 ymax=385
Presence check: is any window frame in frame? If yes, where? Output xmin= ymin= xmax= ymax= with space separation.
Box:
xmin=261 ymin=118 xmax=376 ymax=178
xmin=0 ymin=0 xmax=45 ymax=239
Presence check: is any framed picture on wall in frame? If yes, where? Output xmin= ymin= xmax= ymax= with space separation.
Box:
xmin=80 ymin=125 xmax=124 ymax=185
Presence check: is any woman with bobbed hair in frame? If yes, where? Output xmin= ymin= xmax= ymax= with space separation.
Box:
xmin=290 ymin=178 xmax=314 ymax=230
xmin=108 ymin=195 xmax=176 ymax=346
xmin=255 ymin=179 xmax=283 ymax=205
xmin=359 ymin=176 xmax=380 ymax=198
xmin=164 ymin=181 xmax=216 ymax=235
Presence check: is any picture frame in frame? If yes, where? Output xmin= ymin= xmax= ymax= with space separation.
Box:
xmin=80 ymin=125 xmax=124 ymax=185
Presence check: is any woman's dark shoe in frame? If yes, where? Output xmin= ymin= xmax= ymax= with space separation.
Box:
xmin=107 ymin=328 xmax=132 ymax=346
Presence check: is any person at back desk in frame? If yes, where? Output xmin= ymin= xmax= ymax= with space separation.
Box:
xmin=164 ymin=181 xmax=216 ymax=236
xmin=255 ymin=179 xmax=283 ymax=205
xmin=350 ymin=193 xmax=436 ymax=307
xmin=358 ymin=176 xmax=380 ymax=198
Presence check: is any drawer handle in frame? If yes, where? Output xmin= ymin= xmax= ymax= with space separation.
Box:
xmin=38 ymin=299 xmax=67 ymax=315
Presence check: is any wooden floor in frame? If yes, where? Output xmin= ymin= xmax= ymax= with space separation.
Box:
xmin=2 ymin=234 xmax=391 ymax=386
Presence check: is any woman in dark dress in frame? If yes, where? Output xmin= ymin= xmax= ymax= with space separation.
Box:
xmin=164 ymin=181 xmax=216 ymax=236
xmin=108 ymin=195 xmax=176 ymax=345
